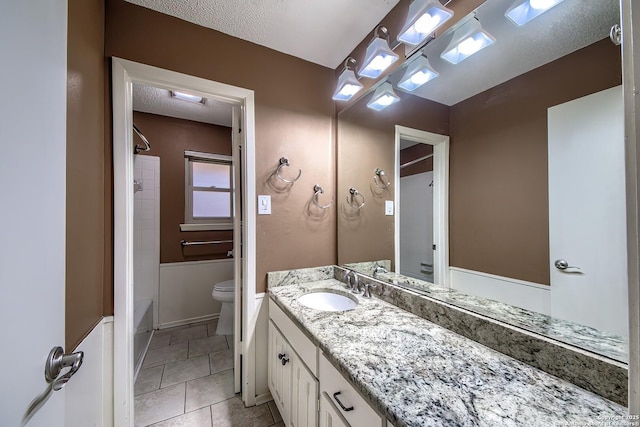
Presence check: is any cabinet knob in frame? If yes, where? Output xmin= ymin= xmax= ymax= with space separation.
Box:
xmin=281 ymin=357 xmax=289 ymax=366
xmin=278 ymin=353 xmax=285 ymax=360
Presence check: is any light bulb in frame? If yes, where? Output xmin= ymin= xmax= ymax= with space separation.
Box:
xmin=529 ymin=0 xmax=556 ymax=10
xmin=413 ymin=13 xmax=442 ymax=35
xmin=369 ymin=55 xmax=395 ymax=72
xmin=338 ymin=84 xmax=361 ymax=97
xmin=458 ymin=36 xmax=483 ymax=56
xmin=376 ymin=95 xmax=396 ymax=107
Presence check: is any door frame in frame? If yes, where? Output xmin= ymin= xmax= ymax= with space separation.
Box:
xmin=394 ymin=126 xmax=450 ymax=286
xmin=111 ymin=58 xmax=258 ymax=425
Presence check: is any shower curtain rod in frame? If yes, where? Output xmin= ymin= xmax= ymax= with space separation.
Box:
xmin=133 ymin=123 xmax=151 ymax=154
xmin=400 ymin=153 xmax=433 ymax=169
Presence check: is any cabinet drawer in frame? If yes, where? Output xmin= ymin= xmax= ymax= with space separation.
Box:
xmin=269 ymin=298 xmax=318 ymax=376
xmin=319 ymin=353 xmax=383 ymax=427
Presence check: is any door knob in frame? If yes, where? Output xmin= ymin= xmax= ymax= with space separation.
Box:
xmin=554 ymin=259 xmax=581 ymax=271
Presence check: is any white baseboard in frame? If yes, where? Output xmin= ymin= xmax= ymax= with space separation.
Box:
xmin=65 ymin=316 xmax=114 ymax=427
xmin=158 ymin=313 xmax=220 ymax=330
xmin=255 ymin=392 xmax=273 ymax=406
xmin=449 ymin=267 xmax=550 ymax=315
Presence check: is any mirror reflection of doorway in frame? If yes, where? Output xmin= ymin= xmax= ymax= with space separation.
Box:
xmin=394 ymin=126 xmax=449 ymax=286
xmin=399 ymin=140 xmax=434 ymax=282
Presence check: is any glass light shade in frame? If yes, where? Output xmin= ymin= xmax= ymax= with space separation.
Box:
xmin=332 ymin=68 xmax=364 ymax=101
xmin=440 ymin=19 xmax=495 ymax=64
xmin=398 ymin=0 xmax=454 ymax=46
xmin=506 ymin=0 xmax=565 ymax=26
xmin=366 ymin=82 xmax=401 ymax=111
xmin=171 ymin=91 xmax=204 ymax=103
xmin=358 ymin=37 xmax=399 ymax=79
xmin=398 ymin=56 xmax=439 ymax=91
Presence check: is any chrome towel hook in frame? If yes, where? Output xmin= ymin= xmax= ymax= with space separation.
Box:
xmin=312 ymin=184 xmax=333 ymax=209
xmin=275 ymin=157 xmax=302 ymax=184
xmin=346 ymin=187 xmax=365 ymax=210
xmin=373 ymin=168 xmax=391 ymax=190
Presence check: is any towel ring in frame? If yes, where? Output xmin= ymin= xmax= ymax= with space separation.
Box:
xmin=275 ymin=157 xmax=302 ymax=183
xmin=312 ymin=185 xmax=333 ymax=209
xmin=346 ymin=187 xmax=365 ymax=210
xmin=373 ymin=168 xmax=391 ymax=190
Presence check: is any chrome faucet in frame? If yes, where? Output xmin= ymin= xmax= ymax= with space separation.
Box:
xmin=345 ymin=270 xmax=360 ymax=293
xmin=373 ymin=265 xmax=388 ymax=278
xmin=362 ymin=282 xmax=377 ymax=298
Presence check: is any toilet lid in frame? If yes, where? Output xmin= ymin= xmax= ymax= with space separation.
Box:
xmin=214 ymin=279 xmax=235 ymax=292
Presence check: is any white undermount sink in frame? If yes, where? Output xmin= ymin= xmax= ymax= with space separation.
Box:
xmin=297 ymin=291 xmax=358 ymax=312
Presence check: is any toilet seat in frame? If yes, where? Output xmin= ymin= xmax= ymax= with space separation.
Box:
xmin=214 ymin=279 xmax=234 ymax=292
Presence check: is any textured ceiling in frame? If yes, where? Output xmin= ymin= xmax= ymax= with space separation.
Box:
xmin=132 ymin=83 xmax=233 ymax=127
xmin=124 ymin=0 xmax=400 ymax=69
xmin=387 ymin=0 xmax=619 ymax=106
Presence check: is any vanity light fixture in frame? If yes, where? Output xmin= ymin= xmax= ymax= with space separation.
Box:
xmin=170 ymin=90 xmax=205 ymax=104
xmin=397 ymin=55 xmax=439 ymax=92
xmin=358 ymin=26 xmax=399 ymax=79
xmin=332 ymin=57 xmax=364 ymax=101
xmin=366 ymin=82 xmax=400 ymax=111
xmin=397 ymin=0 xmax=454 ymax=46
xmin=506 ymin=0 xmax=566 ymax=26
xmin=440 ymin=18 xmax=495 ymax=64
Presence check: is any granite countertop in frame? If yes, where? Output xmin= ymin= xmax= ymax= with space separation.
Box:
xmin=269 ymin=279 xmax=627 ymax=427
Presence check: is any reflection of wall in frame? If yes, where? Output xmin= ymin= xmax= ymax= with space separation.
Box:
xmin=106 ymin=0 xmax=336 ymax=293
xmin=135 ymin=112 xmax=233 ymax=263
xmin=337 ymin=93 xmax=449 ymax=266
xmin=449 ymin=39 xmax=621 ymax=285
xmin=400 ymin=143 xmax=433 ymax=177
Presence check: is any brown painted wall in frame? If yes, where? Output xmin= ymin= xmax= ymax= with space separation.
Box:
xmin=135 ymin=112 xmax=234 ymax=263
xmin=337 ymin=92 xmax=449 ymax=266
xmin=105 ymin=0 xmax=337 ymax=293
xmin=400 ymin=144 xmax=433 ymax=178
xmin=449 ymin=39 xmax=622 ymax=285
xmin=66 ymin=0 xmax=106 ymax=349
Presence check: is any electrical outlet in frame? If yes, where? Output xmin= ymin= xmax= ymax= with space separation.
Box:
xmin=258 ymin=195 xmax=271 ymax=214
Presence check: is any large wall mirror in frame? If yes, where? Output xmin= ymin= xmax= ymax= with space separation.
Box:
xmin=337 ymin=0 xmax=626 ymax=363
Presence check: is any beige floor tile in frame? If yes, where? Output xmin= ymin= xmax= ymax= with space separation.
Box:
xmin=135 ymin=365 xmax=164 ymax=395
xmin=148 ymin=407 xmax=212 ymax=427
xmin=207 ymin=320 xmax=219 ymax=337
xmin=209 ymin=349 xmax=233 ymax=374
xmin=148 ymin=332 xmax=172 ymax=350
xmin=170 ymin=325 xmax=208 ymax=345
xmin=210 ymin=396 xmax=274 ymax=427
xmin=267 ymin=400 xmax=282 ymax=424
xmin=185 ymin=370 xmax=235 ymax=412
xmin=161 ymin=354 xmax=210 ymax=388
xmin=143 ymin=342 xmax=188 ymax=369
xmin=134 ymin=383 xmax=185 ymax=427
xmin=270 ymin=423 xmax=285 ymax=427
xmin=188 ymin=335 xmax=228 ymax=358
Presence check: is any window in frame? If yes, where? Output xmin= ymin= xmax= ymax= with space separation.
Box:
xmin=184 ymin=151 xmax=233 ymax=228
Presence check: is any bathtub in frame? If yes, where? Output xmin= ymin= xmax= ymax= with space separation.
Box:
xmin=134 ymin=299 xmax=153 ymax=379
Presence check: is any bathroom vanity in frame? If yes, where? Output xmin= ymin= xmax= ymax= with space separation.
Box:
xmin=267 ymin=268 xmax=627 ymax=427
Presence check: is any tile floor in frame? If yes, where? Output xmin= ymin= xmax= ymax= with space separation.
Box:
xmin=135 ymin=320 xmax=283 ymax=427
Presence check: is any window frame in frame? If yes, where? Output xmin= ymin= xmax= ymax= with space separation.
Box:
xmin=184 ymin=150 xmax=233 ymax=228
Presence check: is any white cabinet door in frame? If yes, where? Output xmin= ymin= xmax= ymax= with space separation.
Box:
xmin=268 ymin=321 xmax=291 ymax=424
xmin=290 ymin=351 xmax=318 ymax=427
xmin=319 ymin=392 xmax=349 ymax=427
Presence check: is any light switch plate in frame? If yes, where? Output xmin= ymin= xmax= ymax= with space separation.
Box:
xmin=258 ymin=195 xmax=271 ymax=214
xmin=385 ymin=200 xmax=394 ymax=216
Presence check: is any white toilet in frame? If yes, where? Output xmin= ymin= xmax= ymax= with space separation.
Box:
xmin=212 ymin=279 xmax=235 ymax=336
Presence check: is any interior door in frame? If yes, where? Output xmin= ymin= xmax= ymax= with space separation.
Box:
xmin=0 ymin=1 xmax=67 ymax=426
xmin=232 ymin=104 xmax=243 ymax=393
xmin=548 ymin=85 xmax=627 ymax=337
